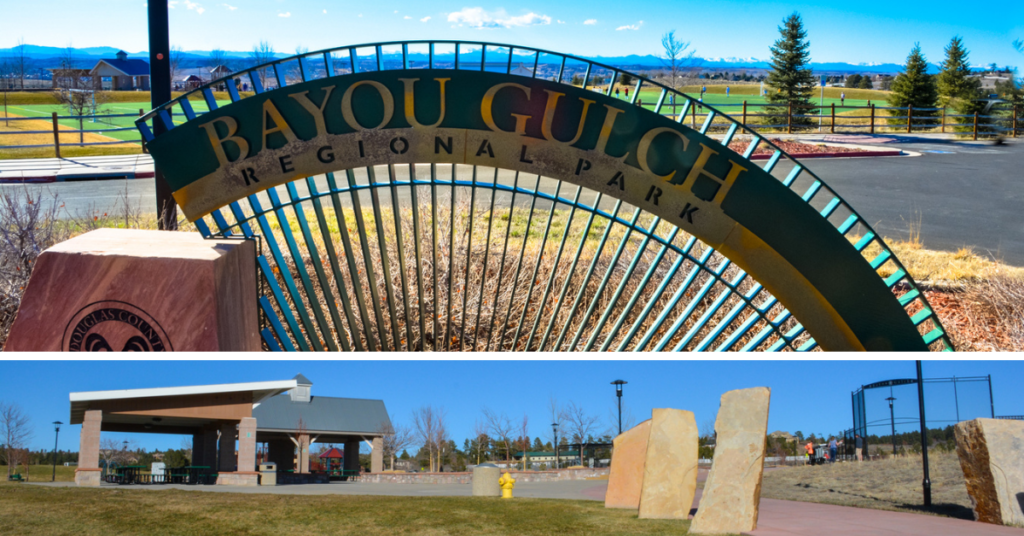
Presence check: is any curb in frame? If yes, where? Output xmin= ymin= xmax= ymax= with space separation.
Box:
xmin=0 ymin=171 xmax=154 ymax=184
xmin=750 ymin=150 xmax=903 ymax=160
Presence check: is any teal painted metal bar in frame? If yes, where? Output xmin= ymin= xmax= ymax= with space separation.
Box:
xmin=365 ymin=166 xmax=402 ymax=350
xmin=342 ymin=168 xmax=389 ymax=350
xmin=511 ymin=180 xmax=564 ymax=348
xmin=470 ymin=169 xmax=501 ymax=350
xmin=386 ymin=164 xmax=415 ymax=350
xmin=484 ymin=172 xmax=523 ymax=351
xmin=495 ymin=175 xmax=543 ymax=350
xmin=525 ymin=185 xmax=584 ymax=346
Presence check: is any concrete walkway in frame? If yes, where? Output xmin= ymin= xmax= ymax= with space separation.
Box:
xmin=33 ymin=479 xmax=1021 ymax=535
xmin=0 ymin=154 xmax=153 ymax=182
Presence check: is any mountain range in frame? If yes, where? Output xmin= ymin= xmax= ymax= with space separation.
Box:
xmin=0 ymin=44 xmax=970 ymax=75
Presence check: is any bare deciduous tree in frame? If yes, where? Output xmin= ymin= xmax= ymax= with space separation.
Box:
xmin=0 ymin=401 xmax=31 ymax=476
xmin=249 ymin=41 xmax=276 ymax=88
xmin=700 ymin=409 xmax=718 ymax=441
xmin=378 ymin=414 xmax=414 ymax=471
xmin=207 ymin=49 xmax=228 ymax=73
xmin=169 ymin=46 xmax=185 ymax=87
xmin=483 ymin=408 xmax=515 ymax=462
xmin=54 ymin=45 xmax=101 ymax=117
xmin=518 ymin=414 xmax=529 ymax=470
xmin=434 ymin=411 xmax=450 ymax=471
xmin=561 ymin=401 xmax=601 ymax=467
xmin=13 ymin=38 xmax=29 ymax=90
xmin=472 ymin=419 xmax=488 ymax=464
xmin=661 ymin=30 xmax=700 ymax=90
xmin=412 ymin=405 xmax=440 ymax=472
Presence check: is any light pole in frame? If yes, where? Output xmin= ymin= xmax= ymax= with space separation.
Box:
xmin=611 ymin=380 xmax=627 ymax=436
xmin=886 ymin=396 xmax=897 ymax=457
xmin=51 ymin=421 xmax=62 ymax=482
xmin=552 ymin=422 xmax=559 ymax=470
xmin=916 ymin=361 xmax=932 ymax=507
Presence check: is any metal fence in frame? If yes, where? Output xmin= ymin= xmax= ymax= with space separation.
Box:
xmin=0 ymin=111 xmax=145 ymax=156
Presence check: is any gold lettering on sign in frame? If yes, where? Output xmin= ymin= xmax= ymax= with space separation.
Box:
xmin=593 ymin=104 xmax=628 ymax=159
xmin=680 ymin=143 xmax=748 ymax=205
xmin=400 ymin=78 xmax=450 ymax=128
xmin=288 ymin=85 xmax=336 ymax=138
xmin=341 ymin=80 xmax=396 ymax=130
xmin=261 ymin=100 xmax=298 ymax=150
xmin=637 ymin=127 xmax=690 ymax=182
xmin=481 ymin=82 xmax=532 ymax=135
xmin=198 ymin=116 xmax=250 ymax=168
xmin=540 ymin=90 xmax=595 ymax=146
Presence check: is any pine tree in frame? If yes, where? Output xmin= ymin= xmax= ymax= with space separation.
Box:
xmin=857 ymin=76 xmax=873 ymax=89
xmin=887 ymin=44 xmax=939 ymax=126
xmin=936 ymin=36 xmax=983 ymax=130
xmin=765 ymin=12 xmax=817 ymax=128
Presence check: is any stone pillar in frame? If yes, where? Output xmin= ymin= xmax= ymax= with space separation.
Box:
xmin=605 ymin=419 xmax=652 ymax=509
xmin=297 ymin=434 xmax=310 ymax=473
xmin=191 ymin=431 xmax=204 ymax=466
xmin=218 ymin=422 xmax=236 ymax=472
xmin=344 ymin=439 xmax=361 ymax=472
xmin=237 ymin=418 xmax=257 ymax=473
xmin=267 ymin=439 xmax=294 ymax=472
xmin=371 ymin=437 xmax=383 ymax=473
xmin=200 ymin=427 xmax=219 ymax=468
xmin=639 ymin=409 xmax=699 ymax=520
xmin=75 ymin=409 xmax=102 ymax=486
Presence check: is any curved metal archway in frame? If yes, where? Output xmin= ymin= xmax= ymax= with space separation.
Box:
xmin=136 ymin=40 xmax=951 ymax=352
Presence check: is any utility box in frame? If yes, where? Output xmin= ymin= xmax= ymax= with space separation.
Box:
xmin=259 ymin=462 xmax=277 ymax=486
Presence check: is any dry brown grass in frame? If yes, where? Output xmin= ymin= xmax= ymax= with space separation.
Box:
xmin=0 ymin=112 xmax=141 ymax=159
xmin=761 ymin=452 xmax=973 ymax=519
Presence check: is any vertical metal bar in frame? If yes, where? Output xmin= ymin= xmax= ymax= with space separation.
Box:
xmin=556 ymin=57 xmax=567 ymax=83
xmin=323 ymin=172 xmax=376 ymax=350
xmin=402 ymin=44 xmax=409 ymax=70
xmin=526 ymin=185 xmax=584 ymax=345
xmin=484 ymin=172 xmax=523 ymax=351
xmin=916 ymin=360 xmax=932 ymax=507
xmin=375 ymin=45 xmax=384 ymax=71
xmin=585 ymin=216 xmax=661 ymax=351
xmin=495 ymin=176 xmax=544 ymax=350
xmin=470 ymin=170 xmax=501 ymax=350
xmin=553 ymin=200 xmax=623 ymax=351
xmin=458 ymin=166 xmax=480 ymax=348
xmin=283 ymin=182 xmax=348 ymax=351
xmin=408 ymin=164 xmax=427 ymax=350
xmin=344 ymin=168 xmax=389 ymax=350
xmin=387 ymin=164 xmax=415 ymax=350
xmin=430 ymin=163 xmax=440 ymax=350
xmin=532 ymin=51 xmax=540 ymax=78
xmin=366 ymin=166 xmax=402 ymax=350
xmin=539 ymin=193 xmax=604 ymax=350
xmin=324 ymin=51 xmax=334 ymax=77
xmin=266 ymin=187 xmax=337 ymax=351
xmin=305 ymin=177 xmax=365 ymax=351
xmin=454 ymin=43 xmax=461 ymax=70
xmin=506 ymin=47 xmax=514 ymax=74
xmin=444 ymin=164 xmax=458 ymax=350
xmin=511 ymin=180 xmax=564 ymax=348
xmin=480 ymin=45 xmax=487 ymax=71
xmin=569 ymin=206 xmax=641 ymax=350
xmin=349 ymin=48 xmax=358 ymax=74
xmin=428 ymin=43 xmax=434 ymax=69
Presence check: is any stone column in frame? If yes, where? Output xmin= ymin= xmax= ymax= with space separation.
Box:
xmin=200 ymin=427 xmax=219 ymax=468
xmin=237 ymin=418 xmax=257 ymax=473
xmin=191 ymin=431 xmax=204 ymax=467
xmin=371 ymin=437 xmax=383 ymax=473
xmin=297 ymin=434 xmax=310 ymax=473
xmin=344 ymin=439 xmax=361 ymax=472
xmin=218 ymin=422 xmax=236 ymax=472
xmin=75 ymin=409 xmax=102 ymax=486
xmin=267 ymin=439 xmax=294 ymax=472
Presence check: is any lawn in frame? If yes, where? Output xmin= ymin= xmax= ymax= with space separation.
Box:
xmin=0 ymin=483 xmax=700 ymax=536
xmin=2 ymin=465 xmax=77 ymax=482
xmin=760 ymin=452 xmax=974 ymax=520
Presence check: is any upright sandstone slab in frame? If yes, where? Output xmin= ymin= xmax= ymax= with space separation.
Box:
xmin=6 ymin=228 xmax=258 ymax=352
xmin=954 ymin=418 xmax=1024 ymax=526
xmin=605 ymin=419 xmax=652 ymax=509
xmin=638 ymin=409 xmax=698 ymax=519
xmin=690 ymin=387 xmax=771 ymax=535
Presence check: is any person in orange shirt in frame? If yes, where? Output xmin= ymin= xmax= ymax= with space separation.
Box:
xmin=805 ymin=441 xmax=814 ymax=464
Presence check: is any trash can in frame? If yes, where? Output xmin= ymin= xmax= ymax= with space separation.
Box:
xmin=472 ymin=463 xmax=500 ymax=497
xmin=259 ymin=462 xmax=277 ymax=486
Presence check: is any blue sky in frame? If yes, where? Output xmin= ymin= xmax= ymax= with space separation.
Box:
xmin=1 ymin=0 xmax=1022 ymax=68
xmin=5 ymin=359 xmax=1022 ymax=453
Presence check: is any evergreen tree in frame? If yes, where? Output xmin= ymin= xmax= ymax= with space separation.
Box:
xmin=765 ymin=12 xmax=818 ymax=128
xmin=857 ymin=76 xmax=873 ymax=89
xmin=846 ymin=74 xmax=862 ymax=88
xmin=887 ymin=44 xmax=939 ymax=126
xmin=936 ymin=36 xmax=984 ymax=131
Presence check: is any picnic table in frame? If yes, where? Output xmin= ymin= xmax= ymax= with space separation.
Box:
xmin=175 ymin=466 xmax=214 ymax=485
xmin=116 ymin=466 xmax=147 ymax=485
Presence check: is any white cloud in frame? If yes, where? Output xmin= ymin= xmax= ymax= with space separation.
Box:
xmin=404 ymin=15 xmax=411 ymax=19
xmin=583 ymin=19 xmax=596 ymax=25
xmin=183 ymin=0 xmax=204 ymax=14
xmin=420 ymin=16 xmax=431 ymax=22
xmin=616 ymin=20 xmax=643 ymax=31
xmin=557 ymin=20 xmax=565 ymax=24
xmin=221 ymin=3 xmax=237 ymax=10
xmin=323 ymin=9 xmax=327 ymax=14
xmin=358 ymin=13 xmax=362 ymax=17
xmin=167 ymin=1 xmax=177 ymax=8
xmin=447 ymin=7 xmax=552 ymax=29
xmin=394 ymin=10 xmax=398 ymax=13
xmin=278 ymin=11 xmax=291 ymax=17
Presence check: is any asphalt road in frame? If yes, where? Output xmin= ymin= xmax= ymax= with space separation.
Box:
xmin=3 ymin=138 xmax=1021 ymax=265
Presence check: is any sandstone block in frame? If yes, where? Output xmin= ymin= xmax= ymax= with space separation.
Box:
xmin=6 ymin=228 xmax=258 ymax=352
xmin=690 ymin=387 xmax=771 ymax=535
xmin=638 ymin=409 xmax=699 ymax=519
xmin=605 ymin=419 xmax=651 ymax=509
xmin=955 ymin=418 xmax=1024 ymax=526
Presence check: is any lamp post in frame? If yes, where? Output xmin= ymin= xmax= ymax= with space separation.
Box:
xmin=886 ymin=396 xmax=897 ymax=457
xmin=916 ymin=361 xmax=932 ymax=507
xmin=147 ymin=0 xmax=177 ymax=229
xmin=611 ymin=380 xmax=627 ymax=436
xmin=51 ymin=421 xmax=62 ymax=482
xmin=552 ymin=422 xmax=559 ymax=470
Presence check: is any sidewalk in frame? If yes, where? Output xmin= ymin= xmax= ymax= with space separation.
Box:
xmin=0 ymin=154 xmax=153 ymax=183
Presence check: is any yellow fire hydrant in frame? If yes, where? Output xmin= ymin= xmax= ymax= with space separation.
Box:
xmin=498 ymin=471 xmax=516 ymax=499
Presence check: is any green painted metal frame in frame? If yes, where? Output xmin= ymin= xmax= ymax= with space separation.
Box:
xmin=140 ymin=40 xmax=952 ymax=352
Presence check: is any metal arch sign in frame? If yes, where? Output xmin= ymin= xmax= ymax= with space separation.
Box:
xmin=143 ymin=68 xmax=927 ymax=352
